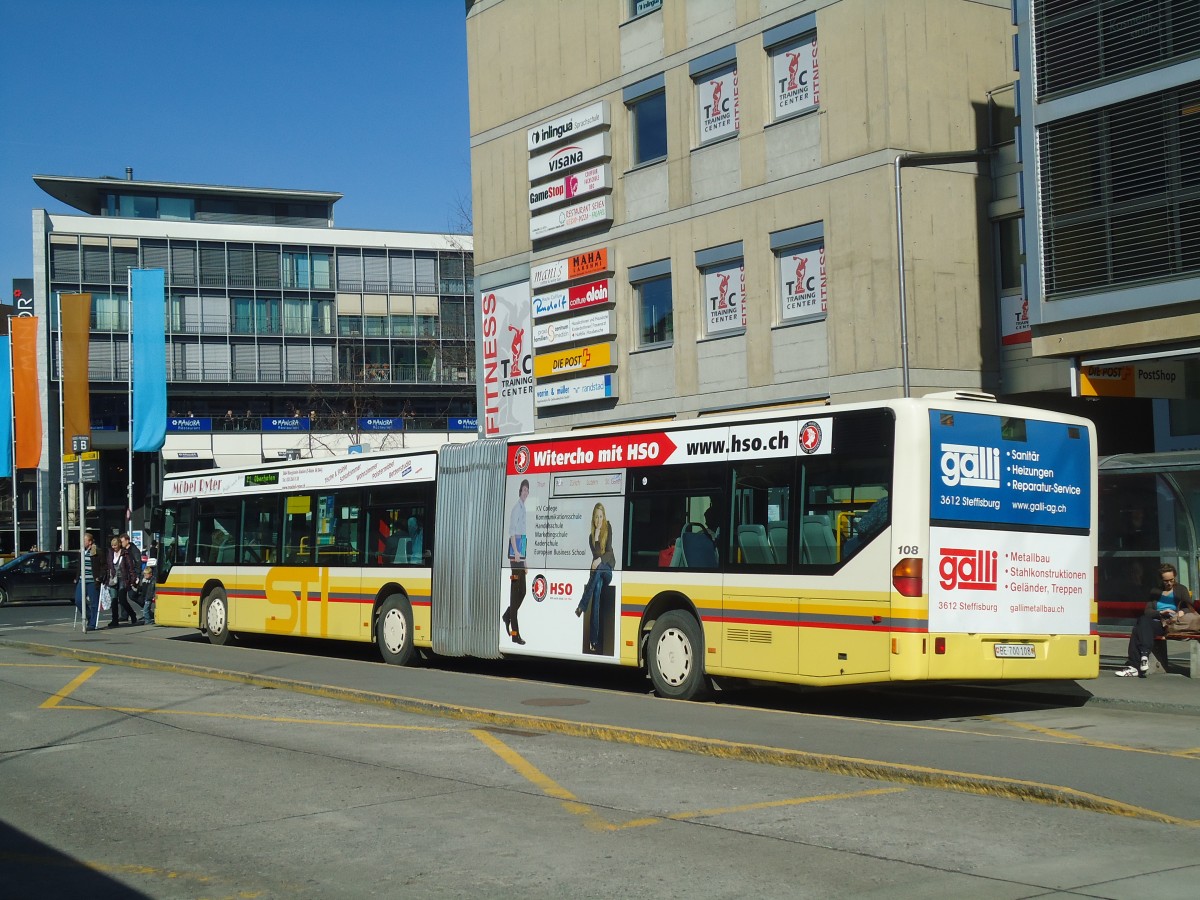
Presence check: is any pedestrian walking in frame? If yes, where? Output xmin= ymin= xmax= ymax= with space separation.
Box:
xmin=75 ymin=531 xmax=106 ymax=630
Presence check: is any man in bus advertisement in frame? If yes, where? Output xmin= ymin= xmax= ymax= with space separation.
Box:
xmin=501 ymin=471 xmax=624 ymax=658
xmin=502 ymin=478 xmax=531 ymax=645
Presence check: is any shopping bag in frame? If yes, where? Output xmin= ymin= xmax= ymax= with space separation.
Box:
xmin=99 ymin=584 xmax=112 ymax=612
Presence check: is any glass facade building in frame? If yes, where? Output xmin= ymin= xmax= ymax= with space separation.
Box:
xmin=27 ymin=175 xmax=475 ymax=551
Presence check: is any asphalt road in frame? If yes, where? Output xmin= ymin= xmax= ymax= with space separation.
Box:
xmin=1 ymin=605 xmax=1197 ymax=899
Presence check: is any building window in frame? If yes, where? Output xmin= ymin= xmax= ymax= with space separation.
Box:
xmin=765 ymin=15 xmax=819 ymax=121
xmin=771 ymin=222 xmax=826 ymax=325
xmin=256 ymin=297 xmax=281 ymax=335
xmin=311 ymin=251 xmax=333 ymax=290
xmin=1034 ymin=0 xmax=1200 ymax=101
xmin=282 ymin=249 xmax=310 ymax=289
xmin=630 ymin=259 xmax=673 ymax=347
xmin=232 ymin=297 xmax=254 ymax=334
xmin=284 ymin=298 xmax=310 ymax=335
xmin=690 ymin=46 xmax=739 ymax=145
xmin=625 ymin=74 xmax=667 ymax=166
xmin=1039 ymin=81 xmax=1200 ymax=297
xmin=696 ymin=242 xmax=745 ymax=337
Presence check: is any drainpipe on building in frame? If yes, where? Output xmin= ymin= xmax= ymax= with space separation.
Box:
xmin=894 ymin=149 xmax=992 ymax=398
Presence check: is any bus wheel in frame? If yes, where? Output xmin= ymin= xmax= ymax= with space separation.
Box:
xmin=203 ymin=588 xmax=234 ymax=646
xmin=648 ymin=610 xmax=710 ymax=700
xmin=376 ymin=594 xmax=414 ymax=666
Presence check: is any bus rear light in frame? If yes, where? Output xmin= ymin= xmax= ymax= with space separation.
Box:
xmin=892 ymin=558 xmax=923 ymax=597
xmin=934 ymin=637 xmax=946 ymax=655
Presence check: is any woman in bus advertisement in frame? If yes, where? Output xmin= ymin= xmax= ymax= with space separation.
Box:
xmin=575 ymin=502 xmax=615 ymax=653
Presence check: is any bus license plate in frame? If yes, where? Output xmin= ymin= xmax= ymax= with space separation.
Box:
xmin=994 ymin=644 xmax=1035 ymax=659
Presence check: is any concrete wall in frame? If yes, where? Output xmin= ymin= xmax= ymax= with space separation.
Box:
xmin=468 ymin=0 xmax=1012 ymax=426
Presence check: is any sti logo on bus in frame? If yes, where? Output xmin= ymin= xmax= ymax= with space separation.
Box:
xmin=799 ymin=421 xmax=823 ymax=454
xmin=940 ymin=443 xmax=1000 ymax=488
xmin=938 ymin=547 xmax=998 ymax=591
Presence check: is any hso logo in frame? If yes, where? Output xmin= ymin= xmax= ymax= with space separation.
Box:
xmin=532 ymin=574 xmax=548 ymax=602
xmin=513 ymin=445 xmax=530 ymax=474
xmin=938 ymin=547 xmax=998 ymax=591
xmin=940 ymin=443 xmax=1000 ymax=488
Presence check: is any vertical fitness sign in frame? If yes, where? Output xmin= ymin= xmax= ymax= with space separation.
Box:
xmin=481 ymin=281 xmax=534 ymax=437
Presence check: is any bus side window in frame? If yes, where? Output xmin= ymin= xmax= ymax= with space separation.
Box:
xmin=241 ymin=495 xmax=280 ymax=565
xmin=284 ymin=494 xmax=315 ymax=564
xmin=731 ymin=461 xmax=791 ymax=568
xmin=800 ymin=471 xmax=891 ymax=565
xmin=196 ymin=499 xmax=240 ymax=565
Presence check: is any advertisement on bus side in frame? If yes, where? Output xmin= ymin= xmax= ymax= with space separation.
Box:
xmin=927 ymin=411 xmax=1092 ymax=635
xmin=500 ymin=470 xmax=626 ymax=661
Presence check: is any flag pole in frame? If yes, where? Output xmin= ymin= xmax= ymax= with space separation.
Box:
xmin=127 ymin=270 xmax=134 ymax=537
xmin=8 ymin=315 xmax=16 ymax=556
xmin=56 ymin=292 xmax=68 ymax=551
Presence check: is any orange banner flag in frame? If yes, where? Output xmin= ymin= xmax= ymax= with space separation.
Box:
xmin=60 ymin=294 xmax=91 ymax=454
xmin=12 ymin=316 xmax=43 ymax=470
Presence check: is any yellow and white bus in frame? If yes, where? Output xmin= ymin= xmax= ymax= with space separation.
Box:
xmin=156 ymin=393 xmax=1098 ymax=699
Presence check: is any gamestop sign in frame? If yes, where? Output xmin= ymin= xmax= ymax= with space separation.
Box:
xmin=529 ymin=164 xmax=611 ymax=212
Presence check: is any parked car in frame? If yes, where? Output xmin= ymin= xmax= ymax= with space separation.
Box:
xmin=0 ymin=552 xmax=79 ymax=606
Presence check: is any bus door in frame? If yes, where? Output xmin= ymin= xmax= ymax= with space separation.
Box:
xmin=277 ymin=492 xmax=363 ymax=640
xmin=723 ymin=460 xmax=800 ymax=675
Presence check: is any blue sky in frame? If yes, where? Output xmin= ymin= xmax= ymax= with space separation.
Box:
xmin=0 ymin=0 xmax=472 ymax=293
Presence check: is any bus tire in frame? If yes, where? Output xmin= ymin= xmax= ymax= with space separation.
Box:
xmin=648 ymin=610 xmax=709 ymax=700
xmin=376 ymin=594 xmax=414 ymax=666
xmin=203 ymin=588 xmax=234 ymax=646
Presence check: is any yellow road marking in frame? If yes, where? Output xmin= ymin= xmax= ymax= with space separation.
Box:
xmin=0 ymin=663 xmax=89 ymax=668
xmin=472 ymin=728 xmax=904 ymax=832
xmin=472 ymin=729 xmax=578 ymax=801
xmin=665 ymin=787 xmax=907 ymax=821
xmin=39 ymin=666 xmax=99 ymax=708
xmin=610 ymin=788 xmax=907 ymax=831
xmin=984 ymin=716 xmax=1200 ymax=759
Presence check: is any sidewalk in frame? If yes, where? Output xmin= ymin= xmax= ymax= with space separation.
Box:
xmin=1075 ymin=633 xmax=1200 ymax=715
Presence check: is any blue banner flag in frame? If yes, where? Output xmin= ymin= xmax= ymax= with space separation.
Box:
xmin=131 ymin=269 xmax=167 ymax=452
xmin=0 ymin=323 xmax=11 ymax=476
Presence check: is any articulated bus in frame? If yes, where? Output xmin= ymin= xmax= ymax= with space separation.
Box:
xmin=156 ymin=393 xmax=1098 ymax=699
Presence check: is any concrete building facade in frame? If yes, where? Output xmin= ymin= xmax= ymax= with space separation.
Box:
xmin=466 ymin=0 xmax=1015 ymax=434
